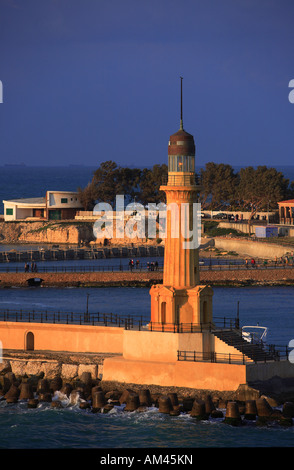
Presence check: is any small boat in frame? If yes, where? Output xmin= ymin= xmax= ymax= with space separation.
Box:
xmin=27 ymin=278 xmax=43 ymax=287
xmin=241 ymin=325 xmax=268 ymax=345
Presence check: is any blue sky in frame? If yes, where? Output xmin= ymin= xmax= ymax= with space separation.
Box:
xmin=0 ymin=0 xmax=293 ymax=168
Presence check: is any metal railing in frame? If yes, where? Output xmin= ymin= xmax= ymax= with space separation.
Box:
xmin=177 ymin=350 xmax=249 ymax=364
xmin=0 ymin=264 xmax=164 ymax=273
xmin=162 ymin=174 xmax=201 ymax=187
xmin=1 ymin=258 xmax=293 ymax=273
xmin=0 ymin=310 xmax=238 ymax=332
xmin=177 ymin=348 xmax=289 ymax=364
xmin=149 ymin=317 xmax=239 ymax=333
xmin=0 ymin=308 xmax=148 ymax=330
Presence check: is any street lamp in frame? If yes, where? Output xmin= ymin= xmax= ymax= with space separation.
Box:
xmin=84 ymin=293 xmax=90 ymax=323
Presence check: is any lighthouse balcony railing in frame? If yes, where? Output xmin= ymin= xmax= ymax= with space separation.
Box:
xmin=162 ymin=174 xmax=201 ymax=187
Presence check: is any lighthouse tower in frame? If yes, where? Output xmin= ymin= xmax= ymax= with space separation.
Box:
xmin=150 ymin=79 xmax=213 ymax=328
xmin=102 ymin=81 xmax=293 ymax=392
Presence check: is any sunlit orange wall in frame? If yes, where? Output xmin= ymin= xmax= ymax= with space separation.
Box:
xmin=0 ymin=322 xmax=124 ymax=354
xmin=103 ymin=356 xmax=248 ymax=391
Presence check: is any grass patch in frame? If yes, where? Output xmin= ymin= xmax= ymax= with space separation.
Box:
xmin=203 ymin=221 xmax=246 ymax=238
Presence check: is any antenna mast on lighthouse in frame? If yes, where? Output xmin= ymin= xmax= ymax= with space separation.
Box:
xmin=180 ymin=76 xmax=183 ymax=130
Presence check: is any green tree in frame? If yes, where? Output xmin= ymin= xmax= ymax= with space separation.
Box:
xmin=116 ymin=166 xmax=142 ymax=202
xmin=199 ymin=162 xmax=238 ymax=210
xmin=138 ymin=164 xmax=168 ymax=206
xmin=91 ymin=160 xmax=121 ymax=206
xmin=236 ymin=166 xmax=290 ymax=226
xmin=77 ymin=182 xmax=97 ymax=211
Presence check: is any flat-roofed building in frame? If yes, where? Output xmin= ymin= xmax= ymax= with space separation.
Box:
xmin=3 ymin=191 xmax=83 ymax=221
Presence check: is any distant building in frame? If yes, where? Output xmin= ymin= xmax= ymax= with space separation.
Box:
xmin=3 ymin=191 xmax=83 ymax=222
xmin=277 ymin=199 xmax=294 ymax=225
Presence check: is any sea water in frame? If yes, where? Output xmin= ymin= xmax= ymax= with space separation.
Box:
xmin=0 ymin=286 xmax=294 ymax=449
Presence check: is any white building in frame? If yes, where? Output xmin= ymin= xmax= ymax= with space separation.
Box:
xmin=3 ymin=191 xmax=83 ymax=222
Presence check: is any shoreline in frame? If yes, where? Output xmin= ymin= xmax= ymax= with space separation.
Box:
xmin=1 ymin=268 xmax=294 ymax=288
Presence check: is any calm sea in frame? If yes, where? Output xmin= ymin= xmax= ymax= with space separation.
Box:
xmin=0 ymin=166 xmax=294 ymax=451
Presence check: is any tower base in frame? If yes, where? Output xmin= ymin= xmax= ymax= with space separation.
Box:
xmin=150 ymin=283 xmax=213 ymax=326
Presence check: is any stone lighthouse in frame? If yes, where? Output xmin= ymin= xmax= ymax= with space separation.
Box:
xmin=150 ymin=79 xmax=213 ymax=328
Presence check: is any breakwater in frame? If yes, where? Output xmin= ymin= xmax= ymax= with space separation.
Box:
xmin=1 ymin=267 xmax=294 ymax=287
xmin=1 ymin=352 xmax=294 ymax=426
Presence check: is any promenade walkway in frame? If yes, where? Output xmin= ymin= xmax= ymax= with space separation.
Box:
xmin=0 ymin=265 xmax=294 ymax=287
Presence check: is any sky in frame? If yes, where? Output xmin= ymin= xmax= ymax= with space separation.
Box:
xmin=0 ymin=0 xmax=294 ymax=169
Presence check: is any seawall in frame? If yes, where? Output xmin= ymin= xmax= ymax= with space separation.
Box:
xmin=0 ymin=271 xmax=163 ymax=287
xmin=1 ymin=268 xmax=294 ymax=287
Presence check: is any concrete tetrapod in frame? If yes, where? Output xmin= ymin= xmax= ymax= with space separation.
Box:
xmin=3 ymin=373 xmax=17 ymax=394
xmin=244 ymin=400 xmax=258 ymax=420
xmin=158 ymin=396 xmax=173 ymax=414
xmin=190 ymin=400 xmax=209 ymax=420
xmin=182 ymin=397 xmax=194 ymax=412
xmin=167 ymin=393 xmax=179 ymax=408
xmin=280 ymin=402 xmax=294 ymax=427
xmin=50 ymin=377 xmax=62 ymax=393
xmin=60 ymin=383 xmax=73 ymax=397
xmin=28 ymin=398 xmax=39 ymax=409
xmin=4 ymin=384 xmax=20 ymax=404
xmin=139 ymin=389 xmax=153 ymax=407
xmin=19 ymin=383 xmax=34 ymax=400
xmin=92 ymin=390 xmax=107 ymax=413
xmin=256 ymin=398 xmax=273 ymax=425
xmin=282 ymin=402 xmax=294 ymax=419
xmin=224 ymin=401 xmax=242 ymax=426
xmin=37 ymin=379 xmax=50 ymax=395
xmin=204 ymin=395 xmax=216 ymax=415
xmin=38 ymin=392 xmax=52 ymax=403
xmin=124 ymin=392 xmax=140 ymax=412
xmin=119 ymin=388 xmax=135 ymax=405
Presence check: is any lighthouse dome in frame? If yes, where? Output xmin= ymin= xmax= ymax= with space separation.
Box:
xmin=168 ymin=128 xmax=195 ymax=156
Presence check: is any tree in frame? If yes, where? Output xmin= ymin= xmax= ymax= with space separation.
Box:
xmin=138 ymin=164 xmax=168 ymax=206
xmin=91 ymin=160 xmax=121 ymax=206
xmin=77 ymin=182 xmax=97 ymax=211
xmin=236 ymin=166 xmax=290 ymax=226
xmin=115 ymin=166 xmax=142 ymax=202
xmin=199 ymin=162 xmax=238 ymax=210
